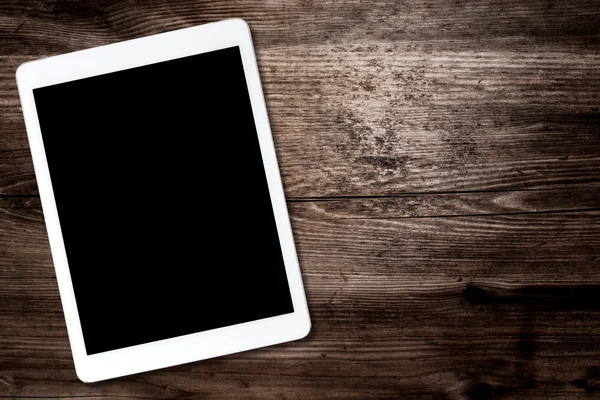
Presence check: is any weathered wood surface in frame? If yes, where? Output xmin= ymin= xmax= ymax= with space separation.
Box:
xmin=1 ymin=0 xmax=599 ymax=399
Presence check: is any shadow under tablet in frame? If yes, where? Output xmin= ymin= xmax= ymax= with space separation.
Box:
xmin=33 ymin=46 xmax=294 ymax=355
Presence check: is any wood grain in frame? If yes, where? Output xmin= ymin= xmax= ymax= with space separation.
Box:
xmin=1 ymin=203 xmax=600 ymax=398
xmin=2 ymin=47 xmax=600 ymax=196
xmin=1 ymin=2 xmax=599 ymax=197
xmin=1 ymin=0 xmax=599 ymax=398
xmin=0 ymin=0 xmax=599 ymax=55
xmin=288 ymin=187 xmax=600 ymax=218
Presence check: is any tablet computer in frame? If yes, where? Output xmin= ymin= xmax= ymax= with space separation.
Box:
xmin=16 ymin=18 xmax=310 ymax=383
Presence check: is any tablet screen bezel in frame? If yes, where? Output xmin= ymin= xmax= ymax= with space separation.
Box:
xmin=16 ymin=18 xmax=310 ymax=382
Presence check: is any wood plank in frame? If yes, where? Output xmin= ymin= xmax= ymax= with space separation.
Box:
xmin=0 ymin=0 xmax=599 ymax=55
xmin=1 ymin=190 xmax=598 ymax=276
xmin=1 ymin=44 xmax=600 ymax=196
xmin=1 ymin=203 xmax=599 ymax=398
xmin=2 ymin=356 xmax=600 ymax=400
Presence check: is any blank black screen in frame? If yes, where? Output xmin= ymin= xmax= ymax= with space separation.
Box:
xmin=33 ymin=46 xmax=294 ymax=355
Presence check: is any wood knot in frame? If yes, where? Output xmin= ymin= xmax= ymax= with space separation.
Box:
xmin=464 ymin=382 xmax=494 ymax=400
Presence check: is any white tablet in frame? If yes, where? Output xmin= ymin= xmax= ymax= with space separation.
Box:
xmin=16 ymin=18 xmax=310 ymax=383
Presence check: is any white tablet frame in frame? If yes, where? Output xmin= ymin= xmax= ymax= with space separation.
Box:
xmin=16 ymin=18 xmax=310 ymax=383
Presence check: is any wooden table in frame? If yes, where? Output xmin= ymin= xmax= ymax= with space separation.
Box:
xmin=1 ymin=1 xmax=599 ymax=398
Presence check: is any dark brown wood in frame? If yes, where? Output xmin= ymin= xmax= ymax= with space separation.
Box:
xmin=1 ymin=0 xmax=600 ymax=398
xmin=2 ymin=3 xmax=600 ymax=197
xmin=1 ymin=204 xmax=600 ymax=398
